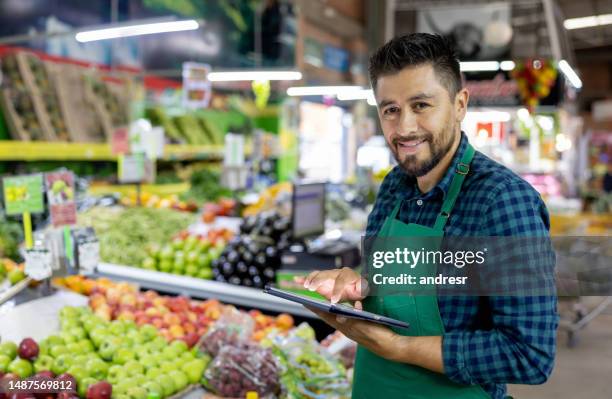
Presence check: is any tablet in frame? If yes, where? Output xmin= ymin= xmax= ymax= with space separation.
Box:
xmin=263 ymin=285 xmax=410 ymax=329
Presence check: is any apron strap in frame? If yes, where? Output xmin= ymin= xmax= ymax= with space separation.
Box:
xmin=433 ymin=143 xmax=475 ymax=231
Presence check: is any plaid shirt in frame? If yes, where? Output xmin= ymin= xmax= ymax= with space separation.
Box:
xmin=366 ymin=133 xmax=558 ymax=399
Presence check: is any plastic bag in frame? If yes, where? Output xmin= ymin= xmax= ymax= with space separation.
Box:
xmin=200 ymin=306 xmax=255 ymax=357
xmin=272 ymin=324 xmax=351 ymax=399
xmin=321 ymin=331 xmax=357 ymax=369
xmin=204 ymin=343 xmax=281 ymax=398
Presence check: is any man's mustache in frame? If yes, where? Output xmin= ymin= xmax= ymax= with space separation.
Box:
xmin=392 ymin=135 xmax=432 ymax=145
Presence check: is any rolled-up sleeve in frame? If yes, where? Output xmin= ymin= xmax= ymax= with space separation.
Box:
xmin=442 ymin=180 xmax=558 ymax=385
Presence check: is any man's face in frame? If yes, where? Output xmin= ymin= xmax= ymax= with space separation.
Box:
xmin=375 ymin=64 xmax=462 ymax=177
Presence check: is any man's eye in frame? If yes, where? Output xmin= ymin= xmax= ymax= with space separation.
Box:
xmin=383 ymin=107 xmax=399 ymax=115
xmin=413 ymin=102 xmax=430 ymax=111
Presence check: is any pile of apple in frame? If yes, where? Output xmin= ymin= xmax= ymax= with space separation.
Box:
xmin=0 ymin=258 xmax=27 ymax=287
xmin=1 ymin=306 xmax=209 ymax=399
xmin=139 ymin=229 xmax=232 ymax=279
xmin=88 ymin=284 xmax=223 ymax=345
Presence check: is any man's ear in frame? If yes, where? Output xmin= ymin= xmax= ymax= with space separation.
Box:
xmin=455 ymin=88 xmax=469 ymax=122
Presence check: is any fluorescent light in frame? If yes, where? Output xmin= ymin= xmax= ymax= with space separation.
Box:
xmin=337 ymin=89 xmax=372 ymax=100
xmin=558 ymin=60 xmax=582 ymax=89
xmin=76 ymin=19 xmax=199 ymax=42
xmin=466 ymin=110 xmax=511 ymax=122
xmin=208 ymin=70 xmax=302 ymax=82
xmin=517 ymin=108 xmax=530 ymax=120
xmin=564 ymin=13 xmax=612 ymax=30
xmin=460 ymin=61 xmax=500 ymax=72
xmin=500 ymin=61 xmax=515 ymax=71
xmin=287 ymin=85 xmax=362 ymax=96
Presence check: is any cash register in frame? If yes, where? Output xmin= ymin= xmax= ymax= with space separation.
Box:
xmin=278 ymin=183 xmax=360 ymax=286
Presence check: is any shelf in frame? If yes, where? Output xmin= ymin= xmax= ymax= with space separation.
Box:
xmin=96 ymin=263 xmax=316 ymax=318
xmin=0 ymin=140 xmax=224 ymax=161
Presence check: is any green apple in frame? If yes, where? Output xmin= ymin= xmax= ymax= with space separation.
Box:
xmin=132 ymin=374 xmax=147 ymax=385
xmin=185 ymin=265 xmax=198 ymax=277
xmin=60 ymin=319 xmax=80 ymax=331
xmin=126 ymin=386 xmax=148 ymax=399
xmin=50 ymin=344 xmax=67 ymax=358
xmin=156 ymin=374 xmax=176 ymax=397
xmin=85 ymin=358 xmax=109 ymax=380
xmin=137 ymin=353 xmax=157 ymax=369
xmin=145 ymin=367 xmax=162 ymax=380
xmin=52 ymin=354 xmax=72 ymax=375
xmin=69 ymin=327 xmax=87 ymax=340
xmin=180 ymin=351 xmax=195 ymax=363
xmin=172 ymin=239 xmax=184 ymax=251
xmin=123 ymin=360 xmax=144 ymax=376
xmin=161 ymin=346 xmax=178 ymax=360
xmin=107 ymin=364 xmax=126 ymax=384
xmin=33 ymin=354 xmax=54 ymax=373
xmin=112 ymin=347 xmax=136 ymax=365
xmin=0 ymin=341 xmax=18 ymax=359
xmin=142 ymin=257 xmax=156 ymax=270
xmin=8 ymin=268 xmax=26 ymax=285
xmin=66 ymin=365 xmax=88 ymax=383
xmin=159 ymin=260 xmax=172 ymax=273
xmin=38 ymin=340 xmax=51 ymax=356
xmin=46 ymin=335 xmax=64 ymax=347
xmin=0 ymin=354 xmax=11 ymax=372
xmin=198 ymin=268 xmax=213 ymax=279
xmin=139 ymin=325 xmax=158 ymax=342
xmin=168 ymin=370 xmax=189 ymax=392
xmin=169 ymin=340 xmax=188 ymax=355
xmin=78 ymin=377 xmax=97 ymax=398
xmin=77 ymin=339 xmax=95 ymax=353
xmin=197 ymin=253 xmax=211 ymax=268
xmin=60 ymin=331 xmax=78 ymax=344
xmin=98 ymin=337 xmax=121 ymax=361
xmin=88 ymin=328 xmax=109 ymax=348
xmin=8 ymin=358 xmax=33 ymax=378
xmin=120 ymin=320 xmax=137 ymax=332
xmin=109 ymin=321 xmax=125 ymax=335
xmin=127 ymin=330 xmax=146 ymax=345
xmin=182 ymin=359 xmax=206 ymax=384
xmin=66 ymin=342 xmax=82 ymax=354
xmin=159 ymin=362 xmax=175 ymax=374
xmin=142 ymin=381 xmax=162 ymax=397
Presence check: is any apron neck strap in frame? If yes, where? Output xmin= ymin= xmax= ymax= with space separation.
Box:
xmin=433 ymin=143 xmax=475 ymax=231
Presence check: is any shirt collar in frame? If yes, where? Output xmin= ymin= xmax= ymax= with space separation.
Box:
xmin=395 ymin=132 xmax=470 ymax=201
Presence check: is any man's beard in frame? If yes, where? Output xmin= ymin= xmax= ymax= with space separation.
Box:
xmin=391 ymin=130 xmax=456 ymax=177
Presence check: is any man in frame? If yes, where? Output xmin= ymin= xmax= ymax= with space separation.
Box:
xmin=298 ymin=34 xmax=558 ymax=398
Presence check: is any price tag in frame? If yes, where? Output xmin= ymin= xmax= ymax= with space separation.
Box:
xmin=118 ymin=153 xmax=145 ymax=183
xmin=24 ymin=248 xmax=53 ymax=280
xmin=78 ymin=241 xmax=100 ymax=274
xmin=45 ymin=171 xmax=77 ymax=227
xmin=182 ymin=62 xmax=212 ymax=109
xmin=2 ymin=174 xmax=44 ymax=215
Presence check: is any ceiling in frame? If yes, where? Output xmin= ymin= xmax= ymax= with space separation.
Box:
xmin=393 ymin=0 xmax=612 ymax=61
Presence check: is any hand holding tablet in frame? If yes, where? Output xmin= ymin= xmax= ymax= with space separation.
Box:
xmin=263 ymin=285 xmax=410 ymax=329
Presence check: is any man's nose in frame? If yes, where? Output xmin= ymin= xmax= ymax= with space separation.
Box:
xmin=398 ymin=110 xmax=418 ymax=136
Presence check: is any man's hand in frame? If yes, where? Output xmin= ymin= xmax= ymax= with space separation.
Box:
xmin=295 ymin=267 xmax=367 ymax=304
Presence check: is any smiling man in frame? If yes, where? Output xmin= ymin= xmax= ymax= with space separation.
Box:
xmin=299 ymin=34 xmax=558 ymax=399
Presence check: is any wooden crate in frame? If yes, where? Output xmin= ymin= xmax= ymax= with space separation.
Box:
xmin=13 ymin=52 xmax=58 ymax=141
xmin=83 ymin=72 xmax=116 ymax=141
xmin=0 ymin=88 xmax=30 ymax=141
xmin=53 ymin=63 xmax=106 ymax=142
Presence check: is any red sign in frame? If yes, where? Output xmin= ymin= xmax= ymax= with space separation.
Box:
xmin=111 ymin=127 xmax=130 ymax=155
xmin=45 ymin=171 xmax=77 ymax=227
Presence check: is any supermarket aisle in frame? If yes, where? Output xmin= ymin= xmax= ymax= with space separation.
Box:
xmin=509 ymin=313 xmax=612 ymax=398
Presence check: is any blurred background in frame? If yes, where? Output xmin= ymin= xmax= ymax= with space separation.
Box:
xmin=0 ymin=1 xmax=610 ymax=398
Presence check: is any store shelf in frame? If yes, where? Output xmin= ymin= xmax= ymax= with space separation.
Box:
xmin=87 ymin=182 xmax=190 ymax=197
xmin=0 ymin=140 xmax=224 ymax=161
xmin=96 ymin=263 xmax=316 ymax=318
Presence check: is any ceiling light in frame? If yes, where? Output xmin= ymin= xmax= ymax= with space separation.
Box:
xmin=207 ymin=70 xmax=302 ymax=81
xmin=500 ymin=61 xmax=515 ymax=71
xmin=336 ymin=89 xmax=372 ymax=101
xmin=460 ymin=61 xmax=500 ymax=72
xmin=76 ymin=19 xmax=199 ymax=42
xmin=558 ymin=60 xmax=582 ymax=89
xmin=286 ymin=86 xmax=363 ymax=97
xmin=564 ymin=13 xmax=612 ymax=30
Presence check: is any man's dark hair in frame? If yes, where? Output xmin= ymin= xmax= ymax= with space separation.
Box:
xmin=368 ymin=33 xmax=462 ymax=99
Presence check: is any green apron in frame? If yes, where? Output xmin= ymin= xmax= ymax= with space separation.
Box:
xmin=352 ymin=143 xmax=491 ymax=399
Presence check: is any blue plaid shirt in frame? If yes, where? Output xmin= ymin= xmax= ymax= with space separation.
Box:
xmin=366 ymin=133 xmax=558 ymax=399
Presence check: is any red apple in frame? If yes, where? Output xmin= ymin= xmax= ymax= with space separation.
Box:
xmin=86 ymin=381 xmax=112 ymax=399
xmin=56 ymin=374 xmax=76 ymax=393
xmin=18 ymin=338 xmax=39 ymax=360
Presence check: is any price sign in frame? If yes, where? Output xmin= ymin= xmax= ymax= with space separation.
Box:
xmin=118 ymin=153 xmax=145 ymax=183
xmin=45 ymin=171 xmax=77 ymax=227
xmin=24 ymin=248 xmax=53 ymax=280
xmin=2 ymin=174 xmax=44 ymax=215
xmin=72 ymin=227 xmax=99 ymax=274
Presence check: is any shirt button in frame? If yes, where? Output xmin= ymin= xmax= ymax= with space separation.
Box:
xmin=416 ymin=199 xmax=423 ymax=206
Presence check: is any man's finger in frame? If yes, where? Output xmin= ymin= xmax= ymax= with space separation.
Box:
xmin=303 ymin=271 xmax=320 ymax=289
xmin=331 ymin=268 xmax=357 ymax=303
xmin=354 ymin=300 xmax=363 ymax=310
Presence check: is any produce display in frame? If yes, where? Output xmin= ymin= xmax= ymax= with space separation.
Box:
xmin=77 ymin=207 xmax=194 ymax=267
xmin=0 ymin=306 xmax=209 ymax=399
xmin=0 ymin=220 xmax=24 ymax=261
xmin=0 ymin=258 xmax=27 ymax=288
xmin=120 ymin=192 xmax=199 ymax=213
xmin=213 ymin=211 xmax=291 ymax=288
xmin=140 ymin=229 xmax=232 ymax=279
xmin=242 ymin=182 xmax=292 ymax=217
xmin=181 ymin=169 xmax=233 ymax=204
xmin=200 ymin=198 xmax=237 ymax=223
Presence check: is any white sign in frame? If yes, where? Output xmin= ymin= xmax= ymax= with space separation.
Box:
xmin=25 ymin=248 xmax=53 ymax=280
